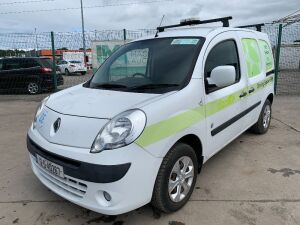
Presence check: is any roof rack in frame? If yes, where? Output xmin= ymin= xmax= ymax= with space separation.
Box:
xmin=157 ymin=16 xmax=233 ymax=32
xmin=237 ymin=23 xmax=264 ymax=32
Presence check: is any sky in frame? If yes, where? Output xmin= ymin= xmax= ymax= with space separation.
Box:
xmin=0 ymin=0 xmax=299 ymax=33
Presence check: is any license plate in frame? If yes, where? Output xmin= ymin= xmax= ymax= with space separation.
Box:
xmin=36 ymin=154 xmax=64 ymax=178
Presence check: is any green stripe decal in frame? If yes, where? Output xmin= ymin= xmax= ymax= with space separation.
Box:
xmin=135 ymin=76 xmax=273 ymax=148
xmin=258 ymin=40 xmax=274 ymax=72
xmin=135 ymin=107 xmax=205 ymax=147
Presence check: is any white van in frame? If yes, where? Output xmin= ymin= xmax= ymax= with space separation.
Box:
xmin=27 ymin=17 xmax=275 ymax=215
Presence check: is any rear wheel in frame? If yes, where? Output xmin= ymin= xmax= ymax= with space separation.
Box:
xmin=151 ymin=143 xmax=198 ymax=213
xmin=27 ymin=82 xmax=40 ymax=95
xmin=250 ymin=99 xmax=271 ymax=134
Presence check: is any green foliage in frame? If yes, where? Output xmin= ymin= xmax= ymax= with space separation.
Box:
xmin=0 ymin=49 xmax=27 ymax=57
xmin=57 ymin=47 xmax=68 ymax=50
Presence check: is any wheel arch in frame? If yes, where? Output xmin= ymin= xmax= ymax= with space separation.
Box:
xmin=267 ymin=93 xmax=274 ymax=104
xmin=176 ymin=134 xmax=203 ymax=173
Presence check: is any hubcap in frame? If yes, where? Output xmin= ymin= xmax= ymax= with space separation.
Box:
xmin=263 ymin=105 xmax=271 ymax=129
xmin=28 ymin=83 xmax=39 ymax=94
xmin=168 ymin=156 xmax=194 ymax=202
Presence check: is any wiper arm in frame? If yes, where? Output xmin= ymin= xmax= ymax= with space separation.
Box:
xmin=129 ymin=83 xmax=179 ymax=90
xmin=92 ymin=83 xmax=128 ymax=89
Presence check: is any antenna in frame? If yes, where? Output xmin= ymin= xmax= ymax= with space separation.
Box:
xmin=155 ymin=15 xmax=165 ymax=37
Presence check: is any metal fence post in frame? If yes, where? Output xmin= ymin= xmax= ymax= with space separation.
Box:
xmin=123 ymin=29 xmax=128 ymax=75
xmin=51 ymin=31 xmax=57 ymax=91
xmin=274 ymin=23 xmax=283 ymax=94
xmin=123 ymin=29 xmax=127 ymax=41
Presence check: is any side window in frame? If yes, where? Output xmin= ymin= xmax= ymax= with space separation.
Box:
xmin=3 ymin=60 xmax=21 ymax=70
xmin=20 ymin=59 xmax=39 ymax=69
xmin=108 ymin=48 xmax=149 ymax=81
xmin=258 ymin=40 xmax=274 ymax=72
xmin=0 ymin=60 xmax=3 ymax=70
xmin=241 ymin=38 xmax=262 ymax=77
xmin=204 ymin=40 xmax=240 ymax=92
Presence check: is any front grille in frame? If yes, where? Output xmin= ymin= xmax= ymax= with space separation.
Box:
xmin=32 ymin=158 xmax=87 ymax=199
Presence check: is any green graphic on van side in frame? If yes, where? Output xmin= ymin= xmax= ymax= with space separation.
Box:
xmin=242 ymin=39 xmax=262 ymax=78
xmin=135 ymin=76 xmax=273 ymax=148
xmin=258 ymin=40 xmax=274 ymax=72
xmin=135 ymin=107 xmax=205 ymax=147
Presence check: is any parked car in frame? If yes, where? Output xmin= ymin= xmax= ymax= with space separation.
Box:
xmin=57 ymin=60 xmax=87 ymax=75
xmin=27 ymin=17 xmax=275 ymax=215
xmin=0 ymin=57 xmax=63 ymax=94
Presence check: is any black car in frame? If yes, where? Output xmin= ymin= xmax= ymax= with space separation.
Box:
xmin=0 ymin=57 xmax=64 ymax=94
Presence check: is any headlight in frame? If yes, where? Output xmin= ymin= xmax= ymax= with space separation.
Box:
xmin=91 ymin=109 xmax=146 ymax=153
xmin=33 ymin=96 xmax=49 ymax=129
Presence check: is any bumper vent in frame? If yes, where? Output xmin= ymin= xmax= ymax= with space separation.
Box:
xmin=32 ymin=157 xmax=87 ymax=199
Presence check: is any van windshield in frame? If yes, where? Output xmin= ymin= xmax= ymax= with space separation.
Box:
xmin=87 ymin=37 xmax=205 ymax=93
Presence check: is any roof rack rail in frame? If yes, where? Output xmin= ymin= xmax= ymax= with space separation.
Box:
xmin=237 ymin=23 xmax=264 ymax=32
xmin=157 ymin=16 xmax=233 ymax=32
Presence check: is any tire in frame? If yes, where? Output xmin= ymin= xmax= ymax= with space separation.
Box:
xmin=250 ymin=99 xmax=272 ymax=134
xmin=27 ymin=81 xmax=41 ymax=95
xmin=81 ymin=71 xmax=87 ymax=75
xmin=65 ymin=69 xmax=70 ymax=76
xmin=151 ymin=143 xmax=198 ymax=213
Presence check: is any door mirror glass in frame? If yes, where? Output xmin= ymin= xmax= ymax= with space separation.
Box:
xmin=209 ymin=65 xmax=236 ymax=88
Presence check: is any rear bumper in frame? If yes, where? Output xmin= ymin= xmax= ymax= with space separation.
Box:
xmin=41 ymin=77 xmax=64 ymax=89
xmin=69 ymin=68 xmax=87 ymax=73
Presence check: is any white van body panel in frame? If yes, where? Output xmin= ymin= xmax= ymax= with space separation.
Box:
xmin=138 ymin=79 xmax=207 ymax=158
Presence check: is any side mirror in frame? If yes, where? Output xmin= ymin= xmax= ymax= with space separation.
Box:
xmin=210 ymin=65 xmax=236 ymax=88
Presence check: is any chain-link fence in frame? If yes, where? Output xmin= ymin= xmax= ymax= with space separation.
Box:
xmin=0 ymin=24 xmax=299 ymax=95
xmin=263 ymin=23 xmax=300 ymax=95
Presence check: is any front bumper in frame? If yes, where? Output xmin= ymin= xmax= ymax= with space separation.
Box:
xmin=27 ymin=137 xmax=131 ymax=183
xmin=27 ymin=129 xmax=162 ymax=215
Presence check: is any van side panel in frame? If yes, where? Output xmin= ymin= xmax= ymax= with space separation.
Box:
xmin=237 ymin=31 xmax=274 ymax=126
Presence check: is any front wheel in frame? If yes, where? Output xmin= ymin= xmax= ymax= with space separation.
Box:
xmin=250 ymin=99 xmax=272 ymax=134
xmin=81 ymin=71 xmax=87 ymax=75
xmin=151 ymin=143 xmax=198 ymax=213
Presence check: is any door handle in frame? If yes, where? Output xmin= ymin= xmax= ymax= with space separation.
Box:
xmin=239 ymin=92 xmax=247 ymax=98
xmin=248 ymin=87 xmax=255 ymax=94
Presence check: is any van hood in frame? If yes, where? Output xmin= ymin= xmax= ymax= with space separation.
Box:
xmin=46 ymin=85 xmax=162 ymax=119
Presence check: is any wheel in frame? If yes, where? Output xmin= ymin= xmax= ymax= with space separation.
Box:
xmin=27 ymin=82 xmax=40 ymax=95
xmin=81 ymin=71 xmax=87 ymax=75
xmin=151 ymin=143 xmax=198 ymax=213
xmin=65 ymin=68 xmax=70 ymax=76
xmin=250 ymin=99 xmax=272 ymax=134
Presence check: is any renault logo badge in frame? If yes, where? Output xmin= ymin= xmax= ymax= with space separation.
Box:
xmin=53 ymin=118 xmax=61 ymax=133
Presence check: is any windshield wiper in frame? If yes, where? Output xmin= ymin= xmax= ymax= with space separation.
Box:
xmin=129 ymin=83 xmax=179 ymax=91
xmin=92 ymin=83 xmax=128 ymax=89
